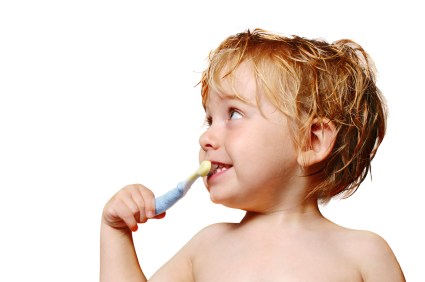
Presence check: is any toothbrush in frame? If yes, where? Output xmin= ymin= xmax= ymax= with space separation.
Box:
xmin=154 ymin=161 xmax=211 ymax=215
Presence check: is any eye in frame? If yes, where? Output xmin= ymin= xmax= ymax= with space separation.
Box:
xmin=229 ymin=109 xmax=242 ymax=120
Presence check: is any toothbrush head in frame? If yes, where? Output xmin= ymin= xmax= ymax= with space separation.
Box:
xmin=197 ymin=161 xmax=211 ymax=177
xmin=185 ymin=161 xmax=211 ymax=183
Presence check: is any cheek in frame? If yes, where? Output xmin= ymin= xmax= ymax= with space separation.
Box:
xmin=224 ymin=130 xmax=252 ymax=162
xmin=233 ymin=127 xmax=297 ymax=175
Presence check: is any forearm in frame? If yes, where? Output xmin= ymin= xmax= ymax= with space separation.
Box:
xmin=100 ymin=222 xmax=147 ymax=282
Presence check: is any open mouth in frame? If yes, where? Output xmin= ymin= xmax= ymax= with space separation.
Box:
xmin=208 ymin=162 xmax=233 ymax=178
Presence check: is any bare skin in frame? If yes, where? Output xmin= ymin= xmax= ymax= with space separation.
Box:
xmin=101 ymin=188 xmax=405 ymax=282
xmin=100 ymin=62 xmax=405 ymax=281
xmin=182 ymin=209 xmax=405 ymax=282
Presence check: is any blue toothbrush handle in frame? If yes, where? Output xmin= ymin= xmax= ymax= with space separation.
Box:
xmin=154 ymin=182 xmax=185 ymax=215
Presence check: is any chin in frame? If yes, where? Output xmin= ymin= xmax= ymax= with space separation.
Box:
xmin=209 ymin=194 xmax=242 ymax=211
xmin=209 ymin=193 xmax=223 ymax=204
xmin=209 ymin=191 xmax=231 ymax=206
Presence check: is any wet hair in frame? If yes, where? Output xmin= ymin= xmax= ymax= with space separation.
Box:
xmin=201 ymin=28 xmax=387 ymax=203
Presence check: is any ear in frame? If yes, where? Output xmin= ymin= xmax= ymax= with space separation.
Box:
xmin=297 ymin=118 xmax=337 ymax=168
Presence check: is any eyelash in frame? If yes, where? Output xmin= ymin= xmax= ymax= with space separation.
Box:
xmin=204 ymin=108 xmax=242 ymax=127
xmin=204 ymin=116 xmax=213 ymax=127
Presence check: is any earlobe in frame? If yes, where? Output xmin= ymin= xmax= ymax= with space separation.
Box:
xmin=297 ymin=118 xmax=337 ymax=168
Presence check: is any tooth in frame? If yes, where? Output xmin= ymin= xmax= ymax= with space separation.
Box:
xmin=209 ymin=163 xmax=230 ymax=175
xmin=217 ymin=167 xmax=227 ymax=173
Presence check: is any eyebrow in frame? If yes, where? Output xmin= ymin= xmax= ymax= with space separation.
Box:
xmin=205 ymin=94 xmax=259 ymax=115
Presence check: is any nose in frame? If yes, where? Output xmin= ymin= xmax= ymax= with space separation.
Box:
xmin=199 ymin=126 xmax=220 ymax=152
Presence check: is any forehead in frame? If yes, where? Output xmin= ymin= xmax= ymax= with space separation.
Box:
xmin=205 ymin=61 xmax=258 ymax=107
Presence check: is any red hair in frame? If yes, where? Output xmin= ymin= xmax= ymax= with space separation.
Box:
xmin=201 ymin=28 xmax=387 ymax=202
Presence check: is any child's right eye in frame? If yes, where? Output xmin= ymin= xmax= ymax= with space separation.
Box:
xmin=229 ymin=109 xmax=243 ymax=120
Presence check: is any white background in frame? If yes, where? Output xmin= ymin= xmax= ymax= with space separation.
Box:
xmin=0 ymin=1 xmax=423 ymax=281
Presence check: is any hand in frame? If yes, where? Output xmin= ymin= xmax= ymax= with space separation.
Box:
xmin=102 ymin=184 xmax=165 ymax=232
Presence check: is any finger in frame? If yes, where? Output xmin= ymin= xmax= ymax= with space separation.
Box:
xmin=129 ymin=186 xmax=149 ymax=223
xmin=137 ymin=186 xmax=156 ymax=219
xmin=115 ymin=197 xmax=139 ymax=232
xmin=153 ymin=211 xmax=166 ymax=219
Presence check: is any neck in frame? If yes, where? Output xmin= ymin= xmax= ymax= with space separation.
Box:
xmin=240 ymin=198 xmax=324 ymax=228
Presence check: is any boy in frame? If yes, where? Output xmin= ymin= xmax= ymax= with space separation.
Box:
xmin=100 ymin=29 xmax=405 ymax=281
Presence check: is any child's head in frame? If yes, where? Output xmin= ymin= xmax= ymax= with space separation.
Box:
xmin=201 ymin=28 xmax=386 ymax=203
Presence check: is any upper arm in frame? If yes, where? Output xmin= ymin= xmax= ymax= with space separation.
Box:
xmin=358 ymin=232 xmax=405 ymax=282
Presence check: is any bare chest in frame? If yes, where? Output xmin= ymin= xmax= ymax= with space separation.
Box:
xmin=192 ymin=235 xmax=363 ymax=282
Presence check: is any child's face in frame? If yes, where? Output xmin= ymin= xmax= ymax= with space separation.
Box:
xmin=199 ymin=62 xmax=302 ymax=212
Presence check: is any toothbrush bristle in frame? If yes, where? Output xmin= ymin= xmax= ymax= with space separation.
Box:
xmin=197 ymin=161 xmax=211 ymax=177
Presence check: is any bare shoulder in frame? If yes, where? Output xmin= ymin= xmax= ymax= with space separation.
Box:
xmin=186 ymin=222 xmax=237 ymax=250
xmin=334 ymin=227 xmax=405 ymax=282
xmin=173 ymin=222 xmax=237 ymax=257
xmin=148 ymin=223 xmax=234 ymax=282
xmin=194 ymin=222 xmax=236 ymax=238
